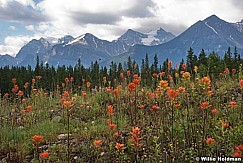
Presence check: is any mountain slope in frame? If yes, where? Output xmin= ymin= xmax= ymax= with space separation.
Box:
xmin=109 ymin=15 xmax=243 ymax=66
xmin=117 ymin=28 xmax=175 ymax=46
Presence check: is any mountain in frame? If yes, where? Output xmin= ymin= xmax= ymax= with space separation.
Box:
xmin=105 ymin=15 xmax=243 ymax=66
xmin=1 ymin=15 xmax=242 ymax=68
xmin=16 ymin=38 xmax=52 ymax=67
xmin=117 ymin=28 xmax=175 ymax=46
xmin=232 ymin=19 xmax=243 ymax=33
xmin=57 ymin=35 xmax=74 ymax=44
xmin=45 ymin=33 xmax=131 ymax=67
xmin=0 ymin=54 xmax=18 ymax=67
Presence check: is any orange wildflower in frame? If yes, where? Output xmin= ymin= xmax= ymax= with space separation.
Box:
xmin=168 ymin=60 xmax=172 ymax=70
xmin=113 ymin=89 xmax=119 ymax=97
xmin=201 ymin=76 xmax=211 ymax=86
xmin=107 ymin=105 xmax=114 ymax=116
xmin=32 ymin=78 xmax=36 ymax=83
xmin=159 ymin=72 xmax=165 ymax=77
xmin=182 ymin=72 xmax=190 ymax=79
xmin=119 ymin=72 xmax=124 ymax=78
xmin=201 ymin=101 xmax=211 ymax=109
xmin=62 ymin=91 xmax=69 ymax=98
xmin=115 ymin=143 xmax=125 ymax=150
xmin=167 ymin=89 xmax=178 ymax=100
xmin=152 ymin=73 xmax=158 ymax=77
xmin=234 ymin=145 xmax=243 ymax=158
xmin=221 ymin=120 xmax=229 ymax=129
xmin=82 ymin=92 xmax=87 ymax=97
xmin=109 ymin=124 xmax=116 ymax=130
xmin=139 ymin=105 xmax=145 ymax=109
xmin=133 ymin=74 xmax=139 ymax=79
xmin=133 ymin=79 xmax=140 ymax=85
xmin=177 ymin=87 xmax=185 ymax=93
xmin=159 ymin=80 xmax=168 ymax=88
xmin=17 ymin=90 xmax=23 ymax=96
xmin=128 ymin=82 xmax=136 ymax=92
xmin=205 ymin=137 xmax=215 ymax=145
xmin=93 ymin=140 xmax=102 ymax=148
xmin=63 ymin=100 xmax=73 ymax=108
xmin=65 ymin=77 xmax=69 ymax=83
xmin=86 ymin=81 xmax=91 ymax=88
xmin=39 ymin=151 xmax=49 ymax=159
xmin=182 ymin=63 xmax=187 ymax=70
xmin=211 ymin=109 xmax=218 ymax=115
xmin=174 ymin=103 xmax=181 ymax=108
xmin=70 ymin=77 xmax=74 ymax=82
xmin=240 ymin=79 xmax=243 ymax=89
xmin=26 ymin=105 xmax=32 ymax=112
xmin=113 ymin=132 xmax=119 ymax=137
xmin=131 ymin=127 xmax=142 ymax=148
xmin=194 ymin=66 xmax=198 ymax=72
xmin=33 ymin=135 xmax=43 ymax=143
xmin=229 ymin=101 xmax=237 ymax=108
xmin=152 ymin=105 xmax=159 ymax=111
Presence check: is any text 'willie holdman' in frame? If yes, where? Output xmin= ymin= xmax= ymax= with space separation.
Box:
xmin=196 ymin=156 xmax=242 ymax=162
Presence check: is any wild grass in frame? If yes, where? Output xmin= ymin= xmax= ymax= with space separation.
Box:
xmin=0 ymin=65 xmax=243 ymax=162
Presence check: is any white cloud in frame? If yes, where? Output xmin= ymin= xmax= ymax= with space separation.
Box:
xmin=9 ymin=25 xmax=17 ymax=30
xmin=25 ymin=25 xmax=35 ymax=31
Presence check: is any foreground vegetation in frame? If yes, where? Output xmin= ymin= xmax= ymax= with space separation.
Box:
xmin=1 ymin=60 xmax=243 ymax=162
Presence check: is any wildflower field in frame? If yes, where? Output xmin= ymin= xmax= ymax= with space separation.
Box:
xmin=0 ymin=63 xmax=243 ymax=162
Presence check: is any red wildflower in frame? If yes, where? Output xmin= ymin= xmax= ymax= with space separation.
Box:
xmin=229 ymin=101 xmax=237 ymax=108
xmin=39 ymin=151 xmax=49 ymax=159
xmin=109 ymin=124 xmax=116 ymax=130
xmin=86 ymin=82 xmax=91 ymax=88
xmin=70 ymin=77 xmax=74 ymax=82
xmin=152 ymin=105 xmax=159 ymax=111
xmin=133 ymin=79 xmax=140 ymax=85
xmin=17 ymin=90 xmax=23 ymax=96
xmin=234 ymin=144 xmax=243 ymax=158
xmin=119 ymin=72 xmax=124 ymax=78
xmin=131 ymin=127 xmax=142 ymax=148
xmin=211 ymin=109 xmax=218 ymax=115
xmin=33 ymin=135 xmax=43 ymax=143
xmin=128 ymin=82 xmax=136 ymax=92
xmin=201 ymin=101 xmax=211 ymax=109
xmin=206 ymin=137 xmax=215 ymax=145
xmin=232 ymin=69 xmax=236 ymax=74
xmin=167 ymin=89 xmax=178 ymax=100
xmin=93 ymin=140 xmax=102 ymax=148
xmin=113 ymin=89 xmax=119 ymax=97
xmin=26 ymin=105 xmax=32 ymax=112
xmin=65 ymin=77 xmax=69 ymax=83
xmin=221 ymin=120 xmax=229 ymax=129
xmin=107 ymin=105 xmax=114 ymax=116
xmin=115 ymin=143 xmax=125 ymax=150
xmin=113 ymin=132 xmax=119 ymax=137
xmin=168 ymin=60 xmax=172 ymax=70
xmin=240 ymin=79 xmax=243 ymax=89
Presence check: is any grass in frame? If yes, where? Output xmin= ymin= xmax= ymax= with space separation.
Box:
xmin=0 ymin=68 xmax=243 ymax=162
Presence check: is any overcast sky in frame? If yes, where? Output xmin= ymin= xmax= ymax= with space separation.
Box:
xmin=0 ymin=0 xmax=242 ymax=56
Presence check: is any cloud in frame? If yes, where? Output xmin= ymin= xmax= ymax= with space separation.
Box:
xmin=0 ymin=0 xmax=48 ymax=23
xmin=25 ymin=25 xmax=35 ymax=31
xmin=9 ymin=26 xmax=17 ymax=30
xmin=70 ymin=11 xmax=121 ymax=25
xmin=0 ymin=35 xmax=31 ymax=56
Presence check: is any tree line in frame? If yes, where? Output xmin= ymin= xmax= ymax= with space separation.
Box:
xmin=0 ymin=47 xmax=242 ymax=95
